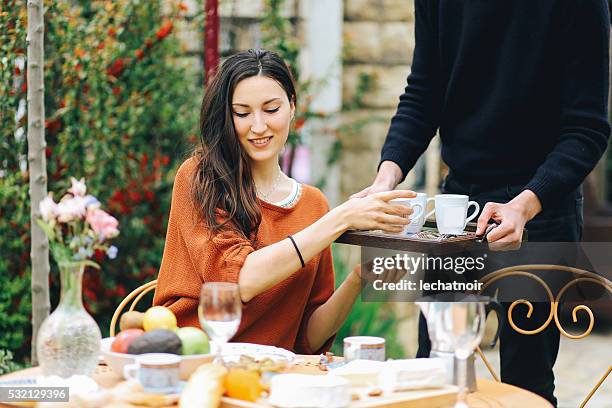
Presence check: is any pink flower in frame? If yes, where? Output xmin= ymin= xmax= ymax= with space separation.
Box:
xmin=39 ymin=194 xmax=58 ymax=222
xmin=68 ymin=177 xmax=87 ymax=196
xmin=56 ymin=196 xmax=87 ymax=223
xmin=86 ymin=208 xmax=119 ymax=240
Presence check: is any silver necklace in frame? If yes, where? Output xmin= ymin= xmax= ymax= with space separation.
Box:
xmin=257 ymin=166 xmax=282 ymax=201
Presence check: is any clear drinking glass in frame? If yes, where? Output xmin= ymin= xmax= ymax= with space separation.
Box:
xmin=439 ymin=302 xmax=486 ymax=408
xmin=198 ymin=282 xmax=242 ymax=359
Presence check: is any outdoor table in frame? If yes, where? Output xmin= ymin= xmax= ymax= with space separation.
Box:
xmin=0 ymin=355 xmax=552 ymax=407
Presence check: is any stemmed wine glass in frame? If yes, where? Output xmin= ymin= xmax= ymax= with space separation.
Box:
xmin=198 ymin=282 xmax=242 ymax=360
xmin=439 ymin=301 xmax=486 ymax=408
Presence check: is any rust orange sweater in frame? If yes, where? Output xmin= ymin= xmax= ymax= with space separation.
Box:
xmin=153 ymin=158 xmax=335 ymax=354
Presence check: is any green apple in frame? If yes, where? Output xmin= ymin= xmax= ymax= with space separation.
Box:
xmin=176 ymin=327 xmax=210 ymax=355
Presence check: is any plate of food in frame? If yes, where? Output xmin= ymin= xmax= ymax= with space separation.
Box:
xmin=217 ymin=342 xmax=296 ymax=372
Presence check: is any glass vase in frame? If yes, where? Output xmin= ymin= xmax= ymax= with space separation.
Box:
xmin=36 ymin=261 xmax=101 ymax=377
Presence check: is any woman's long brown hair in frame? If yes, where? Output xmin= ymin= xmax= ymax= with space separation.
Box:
xmin=191 ymin=49 xmax=296 ymax=240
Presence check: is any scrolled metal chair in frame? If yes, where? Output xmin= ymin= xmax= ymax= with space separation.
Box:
xmin=475 ymin=264 xmax=612 ymax=408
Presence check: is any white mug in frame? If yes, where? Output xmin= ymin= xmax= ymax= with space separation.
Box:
xmin=404 ymin=193 xmax=436 ymax=234
xmin=389 ymin=198 xmax=424 ymax=236
xmin=433 ymin=194 xmax=480 ymax=235
xmin=124 ymin=353 xmax=181 ymax=394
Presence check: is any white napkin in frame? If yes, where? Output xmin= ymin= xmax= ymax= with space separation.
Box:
xmin=268 ymin=374 xmax=351 ymax=408
xmin=330 ymin=358 xmax=447 ymax=391
xmin=379 ymin=358 xmax=447 ymax=392
xmin=36 ymin=374 xmax=100 ymax=404
xmin=328 ymin=360 xmax=385 ymax=387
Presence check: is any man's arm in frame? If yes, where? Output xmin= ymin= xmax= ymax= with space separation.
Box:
xmin=354 ymin=0 xmax=442 ymax=198
xmin=523 ymin=0 xmax=611 ymax=210
xmin=477 ymin=0 xmax=611 ymax=243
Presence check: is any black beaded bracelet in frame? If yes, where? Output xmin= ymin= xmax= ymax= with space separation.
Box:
xmin=288 ymin=235 xmax=305 ymax=268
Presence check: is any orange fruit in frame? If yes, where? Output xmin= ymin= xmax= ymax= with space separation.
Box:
xmin=224 ymin=368 xmax=263 ymax=402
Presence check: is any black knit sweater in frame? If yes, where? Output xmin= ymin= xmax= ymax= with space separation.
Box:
xmin=380 ymin=0 xmax=611 ymax=208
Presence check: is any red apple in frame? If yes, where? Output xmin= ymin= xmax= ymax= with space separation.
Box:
xmin=111 ymin=329 xmax=145 ymax=353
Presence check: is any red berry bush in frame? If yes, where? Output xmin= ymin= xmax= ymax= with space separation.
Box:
xmin=0 ymin=0 xmax=200 ymax=365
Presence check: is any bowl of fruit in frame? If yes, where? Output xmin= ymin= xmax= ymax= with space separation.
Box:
xmin=101 ymin=306 xmax=214 ymax=380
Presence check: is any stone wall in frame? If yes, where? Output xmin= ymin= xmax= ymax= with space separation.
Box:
xmin=341 ymin=0 xmax=423 ymax=357
xmin=341 ymin=0 xmax=416 ymax=200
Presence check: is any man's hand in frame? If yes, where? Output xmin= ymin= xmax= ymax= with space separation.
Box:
xmin=350 ymin=161 xmax=403 ymax=198
xmin=476 ymin=190 xmax=542 ymax=245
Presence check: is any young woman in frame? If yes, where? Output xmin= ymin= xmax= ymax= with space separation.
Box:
xmin=153 ymin=49 xmax=415 ymax=354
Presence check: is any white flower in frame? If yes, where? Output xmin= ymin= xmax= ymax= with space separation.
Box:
xmin=107 ymin=245 xmax=118 ymax=259
xmin=83 ymin=195 xmax=100 ymax=210
xmin=56 ymin=196 xmax=87 ymax=223
xmin=39 ymin=194 xmax=58 ymax=222
xmin=68 ymin=177 xmax=87 ymax=197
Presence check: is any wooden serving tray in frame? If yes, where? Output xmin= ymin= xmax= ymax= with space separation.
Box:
xmin=335 ymin=221 xmax=481 ymax=254
xmin=335 ymin=221 xmax=527 ymax=254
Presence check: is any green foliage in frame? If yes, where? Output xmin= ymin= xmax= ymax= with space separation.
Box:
xmin=0 ymin=349 xmax=23 ymax=375
xmin=331 ymin=246 xmax=405 ymax=359
xmin=261 ymin=0 xmax=300 ymax=81
xmin=0 ymin=174 xmax=32 ymax=363
xmin=0 ymin=0 xmax=199 ymax=364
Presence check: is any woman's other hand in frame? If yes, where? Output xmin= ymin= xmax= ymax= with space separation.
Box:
xmin=349 ymin=262 xmax=406 ymax=286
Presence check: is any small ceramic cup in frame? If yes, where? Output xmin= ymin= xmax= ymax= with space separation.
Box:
xmin=404 ymin=193 xmax=436 ymax=234
xmin=123 ymin=353 xmax=181 ymax=394
xmin=343 ymin=336 xmax=386 ymax=362
xmin=433 ymin=194 xmax=480 ymax=235
xmin=389 ymin=198 xmax=424 ymax=236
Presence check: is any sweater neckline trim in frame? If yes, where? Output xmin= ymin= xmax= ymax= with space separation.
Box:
xmin=258 ymin=183 xmax=307 ymax=213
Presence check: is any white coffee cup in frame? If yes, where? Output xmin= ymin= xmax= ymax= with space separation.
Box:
xmin=389 ymin=198 xmax=424 ymax=236
xmin=432 ymin=194 xmax=480 ymax=235
xmin=403 ymin=193 xmax=436 ymax=234
xmin=124 ymin=353 xmax=180 ymax=394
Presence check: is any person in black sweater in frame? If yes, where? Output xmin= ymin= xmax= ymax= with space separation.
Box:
xmin=353 ymin=1 xmax=610 ymax=406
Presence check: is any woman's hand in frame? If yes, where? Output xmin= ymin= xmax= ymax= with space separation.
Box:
xmin=333 ymin=190 xmax=417 ymax=234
